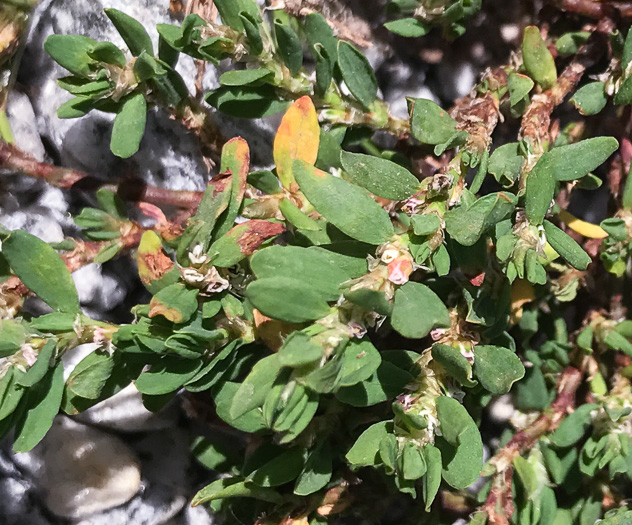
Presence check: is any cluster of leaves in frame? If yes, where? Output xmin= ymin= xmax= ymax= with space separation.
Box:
xmin=6 ymin=2 xmax=632 ymax=525
xmin=384 ymin=0 xmax=482 ymax=40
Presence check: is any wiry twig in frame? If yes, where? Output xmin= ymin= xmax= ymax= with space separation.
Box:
xmin=480 ymin=366 xmax=583 ymax=525
xmin=450 ymin=67 xmax=508 ymax=157
xmin=549 ymin=0 xmax=632 ymax=19
xmin=0 ymin=142 xmax=205 ymax=208
xmin=520 ymin=20 xmax=612 ymax=162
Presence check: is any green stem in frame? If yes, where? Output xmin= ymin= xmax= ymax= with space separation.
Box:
xmin=361 ymin=139 xmax=382 ymax=157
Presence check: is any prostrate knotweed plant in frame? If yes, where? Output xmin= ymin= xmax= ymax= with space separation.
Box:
xmin=3 ymin=1 xmax=632 ymax=524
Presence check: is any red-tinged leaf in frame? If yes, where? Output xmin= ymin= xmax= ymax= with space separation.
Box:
xmin=137 ymin=231 xmax=179 ymax=292
xmin=214 ymin=137 xmax=250 ymax=238
xmin=148 ymin=283 xmax=199 ymax=323
xmin=273 ymin=96 xmax=320 ymax=191
xmin=209 ymin=220 xmax=285 ymax=267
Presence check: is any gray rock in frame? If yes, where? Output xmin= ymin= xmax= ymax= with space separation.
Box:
xmin=6 ymin=90 xmax=46 ymax=161
xmin=73 ymin=383 xmax=180 ymax=433
xmin=22 ymin=0 xmax=209 ymax=190
xmin=0 ymin=445 xmax=52 ymax=525
xmin=29 ymin=417 xmax=141 ymax=520
xmin=75 ymin=427 xmax=191 ymax=525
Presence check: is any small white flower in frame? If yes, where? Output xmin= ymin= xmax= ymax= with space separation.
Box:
xmin=189 ymin=244 xmax=209 ymax=266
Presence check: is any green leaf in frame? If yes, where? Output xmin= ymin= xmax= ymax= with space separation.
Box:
xmin=0 ymin=367 xmax=26 ymax=420
xmin=605 ymin=329 xmax=632 ymax=357
xmin=66 ymin=351 xmax=115 ymax=399
xmin=543 ymin=220 xmax=592 ymax=270
xmin=409 ymin=98 xmax=458 ymax=145
xmin=18 ymin=340 xmax=56 ymax=387
xmin=192 ymin=478 xmax=284 ymax=506
xmin=515 ymin=367 xmax=550 ymax=410
xmin=541 ymin=137 xmax=618 ymax=182
xmin=556 ymin=31 xmax=590 ymax=56
xmin=206 ymin=86 xmax=289 ymax=118
xmin=343 ymin=289 xmax=393 ymax=316
xmin=507 ymin=73 xmax=534 ymax=107
xmin=391 ymin=282 xmax=450 ymax=339
xmin=0 ymin=320 xmax=25 ymax=357
xmin=88 ymin=41 xmax=127 ymax=67
xmin=304 ymin=13 xmax=338 ymax=64
xmin=422 ymin=444 xmax=442 ymax=511
xmin=400 ymin=442 xmax=427 ymax=480
xmin=230 ymin=354 xmax=282 ymax=419
xmin=135 ymin=356 xmax=202 ymax=395
xmin=549 ymin=403 xmax=597 ymax=447
xmin=601 ymin=218 xmax=628 ymax=241
xmin=346 ymin=421 xmax=392 ymax=467
xmin=339 ymin=339 xmax=382 ymax=387
xmin=105 ymin=8 xmax=153 ymax=57
xmin=431 ymin=344 xmax=477 ymax=387
xmin=275 ymin=22 xmax=302 ymax=75
xmin=277 ymin=391 xmax=318 ymax=444
xmin=278 ymin=332 xmax=322 ymax=368
xmin=44 ymin=35 xmax=97 ymax=77
xmin=335 ymin=360 xmax=414 ymax=407
xmin=445 ymin=192 xmax=516 ymax=246
xmin=296 ymin=348 xmax=346 ymax=394
xmin=379 ymin=434 xmax=398 ymax=471
xmin=473 ymin=345 xmax=525 ymax=394
xmin=279 ymin=198 xmax=320 ymax=230
xmin=513 ymin=455 xmax=538 ymax=497
xmin=488 ymin=142 xmax=524 ymax=186
xmin=57 ymin=77 xmax=113 ymax=96
xmin=214 ymin=381 xmax=266 ymax=432
xmin=247 ymin=446 xmax=305 ymax=487
xmin=525 ymin=160 xmax=555 ymax=225
xmin=435 ymin=396 xmax=483 ymax=489
xmin=219 ymin=68 xmax=273 ymax=86
xmin=56 ymin=96 xmax=98 ymax=119
xmin=570 ymin=82 xmax=608 ymax=115
xmin=522 ymin=26 xmax=557 ymax=89
xmin=213 ymin=0 xmax=259 ymax=32
xmin=294 ymin=160 xmax=394 ymax=244
xmin=340 ymin=151 xmax=419 ymax=200
xmin=192 ymin=435 xmax=241 ymax=471
xmin=133 ymin=52 xmax=166 ymax=82
xmin=2 ymin=230 xmax=79 ymax=314
xmin=251 ymin=245 xmax=354 ymax=301
xmin=294 ymin=442 xmax=333 ymax=495
xmin=240 ymin=13 xmax=263 ymax=55
xmin=337 ymin=41 xmax=377 ymax=108
xmin=410 ymin=214 xmax=440 ymax=236
xmin=308 ymin=244 xmax=369 ymax=278
xmin=110 ymin=92 xmax=147 ymax=158
xmin=615 ymin=76 xmax=632 ymax=105
xmin=13 ymin=363 xmax=65 ymax=453
xmin=384 ymin=18 xmax=429 ymax=37
xmin=148 ymin=283 xmax=199 ymax=324
xmin=248 ymin=170 xmax=281 ymax=194
xmin=246 ymin=277 xmax=331 ymax=323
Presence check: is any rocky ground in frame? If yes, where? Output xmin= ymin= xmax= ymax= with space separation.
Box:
xmin=0 ymin=0 xmax=524 ymax=523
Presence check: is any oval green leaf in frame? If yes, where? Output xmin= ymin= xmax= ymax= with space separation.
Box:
xmin=340 ymin=151 xmax=419 ymax=200
xmin=293 ymin=160 xmax=394 ymax=244
xmin=2 ymin=230 xmax=80 ymax=314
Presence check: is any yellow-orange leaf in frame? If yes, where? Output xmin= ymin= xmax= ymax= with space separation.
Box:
xmin=273 ymin=96 xmax=320 ymax=191
xmin=510 ymin=278 xmax=535 ymax=324
xmin=558 ymin=209 xmax=607 ymax=239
